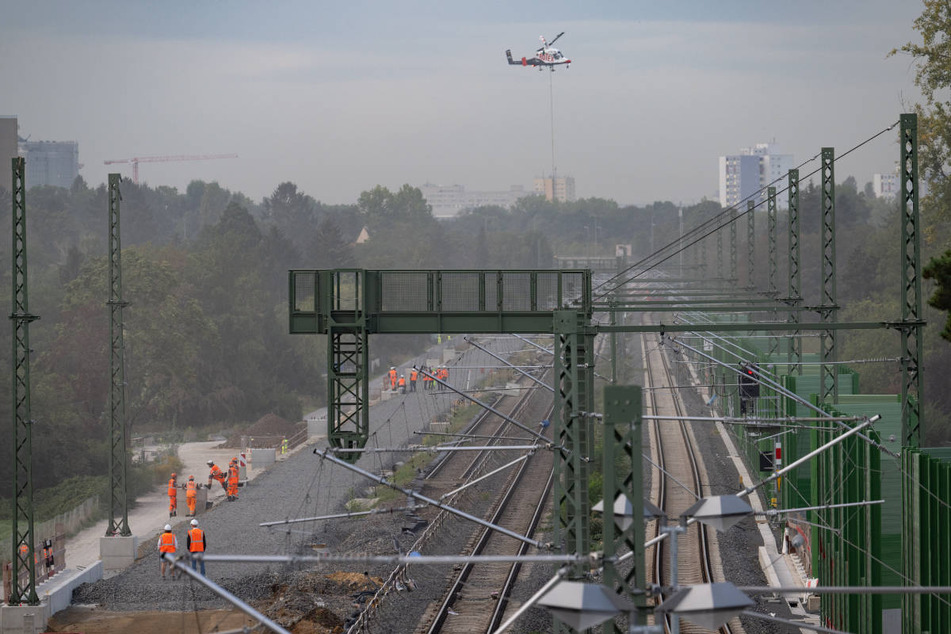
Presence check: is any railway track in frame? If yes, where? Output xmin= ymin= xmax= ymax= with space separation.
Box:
xmin=419 ymin=369 xmax=554 ymax=634
xmin=643 ymin=326 xmax=738 ymax=634
xmin=346 ymin=337 xmax=555 ymax=634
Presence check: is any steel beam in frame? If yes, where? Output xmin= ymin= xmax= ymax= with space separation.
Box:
xmin=900 ymin=113 xmax=923 ymax=447
xmin=10 ymin=157 xmax=39 ymax=605
xmin=106 ymin=174 xmax=131 ymax=536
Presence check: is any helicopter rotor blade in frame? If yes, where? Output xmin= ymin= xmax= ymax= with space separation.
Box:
xmin=548 ymin=31 xmax=565 ymax=46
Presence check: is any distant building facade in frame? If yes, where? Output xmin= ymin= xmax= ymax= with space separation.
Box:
xmin=19 ymin=139 xmax=80 ymax=189
xmin=718 ymin=142 xmax=793 ymax=208
xmin=533 ymin=175 xmax=576 ymax=203
xmin=0 ymin=116 xmax=17 ymax=166
xmin=873 ymin=172 xmax=900 ymax=199
xmin=420 ymin=183 xmax=527 ymax=219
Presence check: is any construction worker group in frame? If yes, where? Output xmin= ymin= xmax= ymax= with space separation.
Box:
xmin=387 ymin=365 xmax=448 ymax=393
xmin=167 ymin=457 xmax=241 ymax=520
xmin=158 ymin=518 xmax=207 ymax=579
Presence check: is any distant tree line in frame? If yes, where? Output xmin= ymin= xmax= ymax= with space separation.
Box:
xmin=1 ymin=128 xmax=950 ymax=493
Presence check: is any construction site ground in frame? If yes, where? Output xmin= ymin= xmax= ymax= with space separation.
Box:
xmin=46 ymin=339 xmax=512 ymax=634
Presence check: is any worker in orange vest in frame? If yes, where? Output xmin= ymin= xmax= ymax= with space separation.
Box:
xmin=422 ymin=366 xmax=434 ymax=390
xmin=168 ymin=472 xmax=178 ymax=517
xmin=388 ymin=366 xmax=397 ymax=390
xmin=187 ymin=518 xmax=206 ymax=575
xmin=409 ymin=368 xmax=418 ymax=392
xmin=227 ymin=458 xmax=239 ymax=501
xmin=186 ymin=475 xmax=198 ymax=516
xmin=398 ymin=374 xmax=406 ymax=394
xmin=158 ymin=524 xmax=178 ymax=579
xmin=207 ymin=460 xmax=227 ymax=493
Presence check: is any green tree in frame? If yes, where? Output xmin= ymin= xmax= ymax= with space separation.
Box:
xmin=892 ymin=0 xmax=951 ymax=218
xmin=263 ymin=182 xmax=317 ymax=252
xmin=924 ymin=251 xmax=951 ymax=340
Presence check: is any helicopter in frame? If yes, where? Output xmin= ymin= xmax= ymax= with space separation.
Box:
xmin=505 ymin=32 xmax=571 ymax=70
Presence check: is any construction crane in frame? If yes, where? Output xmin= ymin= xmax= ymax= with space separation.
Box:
xmin=102 ymin=154 xmax=238 ymax=184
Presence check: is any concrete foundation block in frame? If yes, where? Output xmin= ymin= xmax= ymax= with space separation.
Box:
xmin=39 ymin=560 xmax=103 ymax=615
xmin=0 ymin=602 xmax=50 ymax=634
xmin=251 ymin=448 xmax=276 ymax=470
xmin=99 ymin=535 xmax=139 ymax=571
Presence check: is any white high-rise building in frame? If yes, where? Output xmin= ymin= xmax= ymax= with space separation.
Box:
xmin=718 ymin=142 xmax=793 ymax=209
xmin=533 ymin=175 xmax=576 ymax=203
xmin=420 ymin=183 xmax=526 ymax=219
xmin=872 ymin=172 xmax=900 ymax=199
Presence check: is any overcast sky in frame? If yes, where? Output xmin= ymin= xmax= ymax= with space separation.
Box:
xmin=0 ymin=1 xmax=926 ymax=206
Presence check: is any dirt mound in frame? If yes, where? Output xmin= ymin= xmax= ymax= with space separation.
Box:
xmin=221 ymin=413 xmax=305 ymax=448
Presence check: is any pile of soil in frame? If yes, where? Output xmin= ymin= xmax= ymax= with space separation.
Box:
xmin=255 ymin=570 xmax=385 ymax=633
xmin=221 ymin=413 xmax=305 ymax=448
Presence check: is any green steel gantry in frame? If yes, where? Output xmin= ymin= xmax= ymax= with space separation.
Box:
xmin=10 ymin=157 xmax=39 ymax=605
xmin=289 ymin=269 xmax=598 ymax=572
xmin=107 ymin=174 xmax=131 ymax=536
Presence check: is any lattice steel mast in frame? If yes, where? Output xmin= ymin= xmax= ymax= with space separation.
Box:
xmin=107 ymin=174 xmax=131 ymax=536
xmin=819 ymin=148 xmax=838 ymax=401
xmin=787 ymin=169 xmax=802 ymax=374
xmin=10 ymin=157 xmax=39 ymax=605
xmin=899 ymin=114 xmax=923 ymax=447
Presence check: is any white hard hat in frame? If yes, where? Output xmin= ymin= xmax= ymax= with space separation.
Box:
xmin=164 ymin=524 xmax=171 ymax=531
xmin=207 ymin=460 xmax=214 ymax=466
xmin=190 ymin=519 xmax=198 ymax=526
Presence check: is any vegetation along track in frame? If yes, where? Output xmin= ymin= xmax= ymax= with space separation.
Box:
xmin=643 ymin=325 xmax=737 ymax=634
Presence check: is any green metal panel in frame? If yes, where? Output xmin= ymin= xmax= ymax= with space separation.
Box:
xmin=10 ymin=157 xmax=39 ymax=605
xmin=900 ymin=113 xmax=923 ymax=448
xmin=289 ymin=269 xmax=592 ymax=335
xmin=107 ymin=174 xmax=131 ymax=537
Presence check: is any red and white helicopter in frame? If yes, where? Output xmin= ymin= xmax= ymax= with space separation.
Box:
xmin=506 ymin=32 xmax=571 ymax=70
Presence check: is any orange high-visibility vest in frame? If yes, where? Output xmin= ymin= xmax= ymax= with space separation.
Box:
xmin=186 ymin=480 xmax=197 ymax=497
xmin=188 ymin=528 xmax=205 ymax=553
xmin=168 ymin=478 xmax=177 ymax=497
xmin=398 ymin=376 xmax=406 ymax=387
xmin=410 ymin=369 xmax=418 ymax=381
xmin=159 ymin=532 xmax=176 ymax=553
